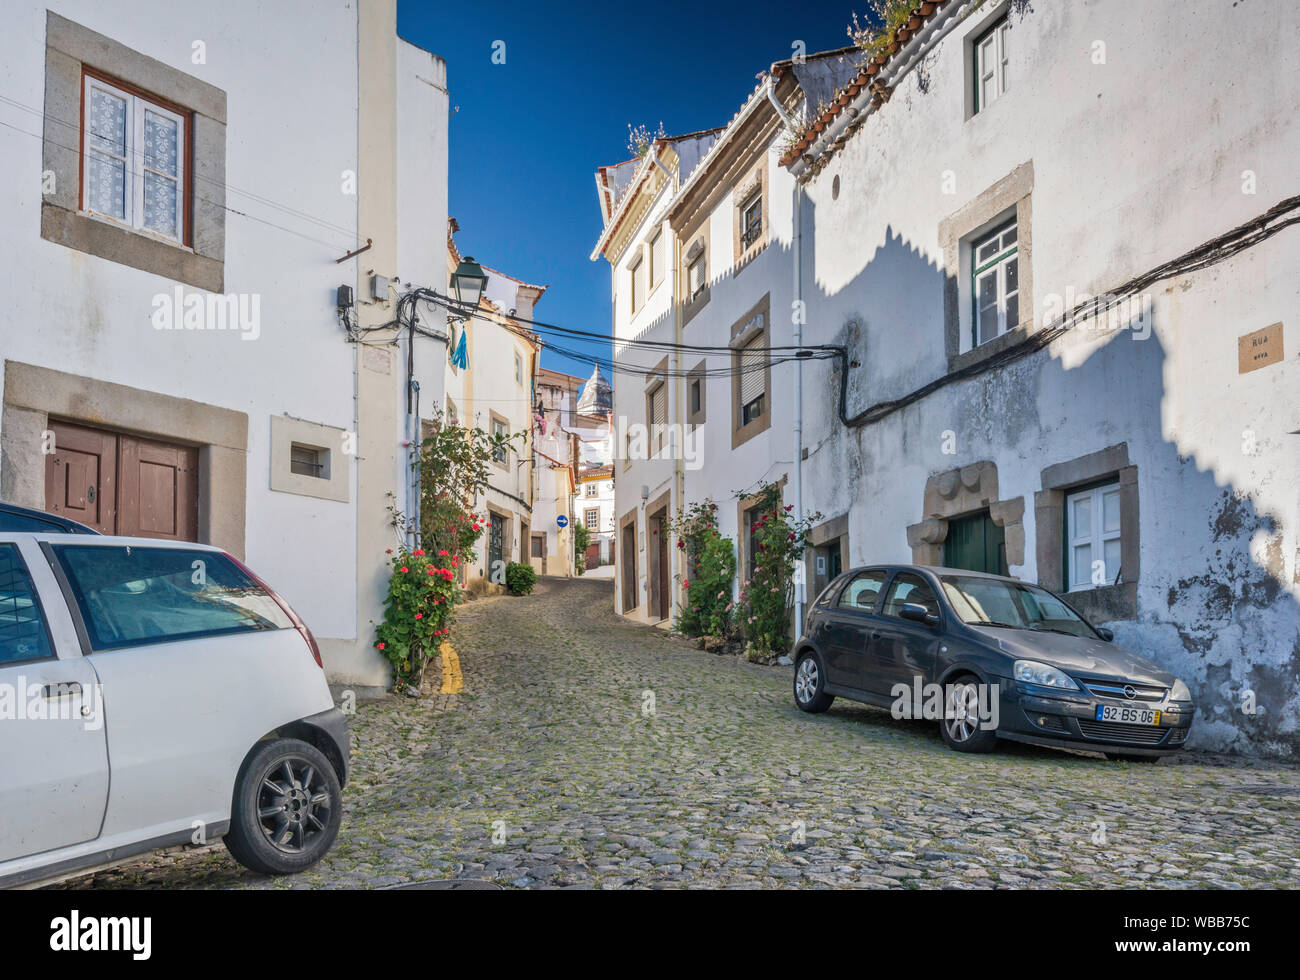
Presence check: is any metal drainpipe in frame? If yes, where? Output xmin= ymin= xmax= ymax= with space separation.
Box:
xmin=768 ymin=76 xmax=805 ymax=649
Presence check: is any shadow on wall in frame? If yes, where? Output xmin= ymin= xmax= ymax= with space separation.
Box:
xmin=790 ymin=199 xmax=1299 ymax=759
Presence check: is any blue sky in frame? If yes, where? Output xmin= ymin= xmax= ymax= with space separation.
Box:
xmin=397 ymin=0 xmax=864 ymax=380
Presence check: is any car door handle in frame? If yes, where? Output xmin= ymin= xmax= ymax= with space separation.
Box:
xmin=42 ymin=682 xmax=82 ymax=699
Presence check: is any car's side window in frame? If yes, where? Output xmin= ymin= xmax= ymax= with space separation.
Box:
xmin=0 ymin=544 xmax=57 ymax=664
xmin=52 ymin=545 xmax=294 ymax=651
xmin=882 ymin=573 xmax=940 ymax=619
xmin=836 ymin=570 xmax=888 ymax=613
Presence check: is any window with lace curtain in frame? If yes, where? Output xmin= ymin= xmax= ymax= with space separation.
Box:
xmin=82 ymin=72 xmax=187 ymax=243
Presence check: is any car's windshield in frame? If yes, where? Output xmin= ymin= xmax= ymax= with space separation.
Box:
xmin=939 ymin=575 xmax=1097 ymax=639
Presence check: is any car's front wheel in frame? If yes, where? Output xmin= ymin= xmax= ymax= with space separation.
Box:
xmin=225 ymin=737 xmax=343 ymax=875
xmin=939 ymin=674 xmax=998 ymax=753
xmin=794 ymin=651 xmax=834 ymax=713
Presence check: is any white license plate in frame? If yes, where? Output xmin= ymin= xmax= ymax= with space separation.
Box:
xmin=1096 ymin=704 xmax=1161 ymax=725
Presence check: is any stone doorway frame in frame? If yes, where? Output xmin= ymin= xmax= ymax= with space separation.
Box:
xmin=905 ymin=461 xmax=1024 ymax=570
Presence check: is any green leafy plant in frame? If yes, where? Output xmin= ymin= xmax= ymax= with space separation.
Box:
xmin=505 ymin=561 xmax=537 ymax=596
xmin=374 ymin=547 xmax=459 ymax=692
xmin=736 ymin=484 xmax=821 ymax=659
xmin=626 ymin=121 xmax=668 ymax=158
xmin=377 ymin=409 xmax=519 ymax=691
xmin=573 ymin=521 xmax=591 ymax=575
xmin=670 ymin=500 xmax=736 ymax=639
xmin=848 ymin=1 xmax=918 ymax=61
xmin=413 ymin=409 xmax=519 ymax=567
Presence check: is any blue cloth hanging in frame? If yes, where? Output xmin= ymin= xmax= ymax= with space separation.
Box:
xmin=450 ymin=326 xmax=468 ymax=369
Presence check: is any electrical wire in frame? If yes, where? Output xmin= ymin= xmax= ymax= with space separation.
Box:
xmin=0 ymin=90 xmax=359 ymax=243
xmin=835 ymin=194 xmax=1300 ymax=428
xmin=0 ymin=103 xmax=356 ymax=253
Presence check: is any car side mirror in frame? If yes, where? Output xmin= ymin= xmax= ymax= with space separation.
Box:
xmin=1095 ymin=626 xmax=1114 ymax=642
xmin=899 ymin=602 xmax=939 ymax=626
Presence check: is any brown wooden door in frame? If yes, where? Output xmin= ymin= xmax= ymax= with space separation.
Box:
xmin=657 ymin=520 xmax=669 ymax=620
xmin=45 ymin=421 xmax=117 ymax=533
xmin=117 ymin=434 xmax=198 ymax=541
xmin=44 ymin=421 xmax=198 ymax=541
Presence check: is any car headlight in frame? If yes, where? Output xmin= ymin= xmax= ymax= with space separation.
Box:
xmin=1013 ymin=659 xmax=1080 ymax=690
xmin=1170 ymin=678 xmax=1192 ymax=702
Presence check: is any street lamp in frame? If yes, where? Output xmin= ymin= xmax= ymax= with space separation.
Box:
xmin=451 ymin=256 xmax=488 ymax=309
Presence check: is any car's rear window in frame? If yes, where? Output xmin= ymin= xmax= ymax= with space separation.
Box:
xmin=53 ymin=545 xmax=293 ymax=650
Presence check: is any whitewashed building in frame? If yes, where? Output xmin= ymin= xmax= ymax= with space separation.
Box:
xmin=0 ymin=0 xmax=450 ymax=692
xmin=597 ymin=0 xmax=1300 ymax=757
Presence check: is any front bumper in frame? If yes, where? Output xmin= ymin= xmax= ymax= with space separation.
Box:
xmin=995 ymin=679 xmax=1195 ymax=755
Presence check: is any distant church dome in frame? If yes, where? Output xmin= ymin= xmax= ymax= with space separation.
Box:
xmin=576 ymin=364 xmax=613 ymax=417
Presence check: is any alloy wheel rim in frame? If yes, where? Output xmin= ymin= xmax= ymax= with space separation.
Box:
xmin=796 ymin=658 xmax=818 ymax=703
xmin=946 ymin=683 xmax=981 ymax=742
xmin=257 ymin=756 xmax=332 ymax=853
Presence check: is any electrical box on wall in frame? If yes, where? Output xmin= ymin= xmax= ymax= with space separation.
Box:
xmin=336 ymin=284 xmax=353 ymax=309
xmin=370 ymin=274 xmax=389 ymax=300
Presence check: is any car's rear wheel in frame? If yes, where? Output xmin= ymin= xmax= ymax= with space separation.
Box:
xmin=794 ymin=651 xmax=834 ymax=713
xmin=939 ymin=674 xmax=998 ymax=753
xmin=225 ymin=738 xmax=342 ymax=875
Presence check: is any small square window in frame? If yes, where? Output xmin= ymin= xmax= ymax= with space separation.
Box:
xmin=289 ymin=444 xmax=328 ymax=479
xmin=586 ymin=483 xmax=598 ymax=497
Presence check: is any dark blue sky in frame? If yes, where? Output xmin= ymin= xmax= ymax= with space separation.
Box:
xmin=397 ymin=0 xmax=863 ymax=379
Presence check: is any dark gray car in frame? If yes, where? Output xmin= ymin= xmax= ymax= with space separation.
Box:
xmin=792 ymin=565 xmax=1195 ymax=759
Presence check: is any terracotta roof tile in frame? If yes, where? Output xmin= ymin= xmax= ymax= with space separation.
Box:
xmin=778 ymin=0 xmax=951 ymax=169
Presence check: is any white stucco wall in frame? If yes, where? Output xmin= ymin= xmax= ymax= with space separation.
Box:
xmin=603 ymin=0 xmax=1300 ymax=755
xmin=0 ymin=1 xmax=361 ymax=642
xmin=791 ymin=0 xmax=1300 ymax=756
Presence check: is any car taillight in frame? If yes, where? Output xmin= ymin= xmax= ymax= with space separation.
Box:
xmin=224 ymin=551 xmax=324 ymax=670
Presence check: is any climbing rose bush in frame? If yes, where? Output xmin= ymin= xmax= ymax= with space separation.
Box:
xmin=670 ymin=499 xmax=735 ymax=639
xmin=737 ymin=484 xmax=820 ymax=658
xmin=374 ymin=547 xmax=460 ymax=692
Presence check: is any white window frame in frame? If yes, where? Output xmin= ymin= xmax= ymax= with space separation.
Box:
xmin=687 ymin=254 xmax=706 ymax=299
xmin=584 ymin=508 xmax=600 ymax=531
xmin=970 ymin=218 xmax=1019 ymax=348
xmin=648 ymin=230 xmax=662 ymax=287
xmin=1066 ymin=482 xmax=1122 ymax=591
xmin=81 ymin=75 xmax=186 ymax=243
xmin=492 ymin=418 xmax=509 ymax=463
xmin=585 ymin=483 xmax=598 ymax=497
xmin=629 ymin=255 xmax=644 ymax=313
xmin=974 ymin=17 xmax=1009 ymax=112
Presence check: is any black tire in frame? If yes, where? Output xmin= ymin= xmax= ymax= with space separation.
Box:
xmin=224 ymin=738 xmax=343 ymax=876
xmin=793 ymin=651 xmax=834 ymax=713
xmin=939 ymin=673 xmax=998 ymax=753
xmin=1105 ymin=752 xmax=1161 ymax=763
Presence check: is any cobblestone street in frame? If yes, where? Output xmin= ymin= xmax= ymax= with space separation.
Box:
xmin=65 ymin=577 xmax=1300 ymax=889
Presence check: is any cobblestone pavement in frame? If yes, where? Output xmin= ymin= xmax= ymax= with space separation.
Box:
xmin=63 ymin=578 xmax=1300 ymax=889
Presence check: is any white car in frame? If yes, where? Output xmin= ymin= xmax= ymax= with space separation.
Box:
xmin=0 ymin=531 xmax=348 ymax=888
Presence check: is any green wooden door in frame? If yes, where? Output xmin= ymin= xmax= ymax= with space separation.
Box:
xmin=944 ymin=512 xmax=1008 ymax=575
